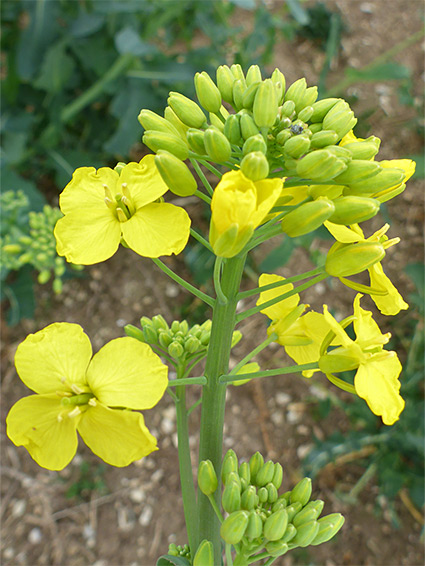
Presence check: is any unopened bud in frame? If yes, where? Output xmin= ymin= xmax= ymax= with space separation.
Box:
xmin=164 ymin=106 xmax=189 ymax=139
xmin=222 ymin=480 xmax=242 ymax=513
xmin=293 ymin=500 xmax=324 ymax=527
xmin=319 ymin=349 xmax=360 ymax=373
xmin=253 ymin=79 xmax=278 ymax=128
xmin=245 ymin=64 xmax=262 ymax=86
xmin=283 ymin=134 xmax=311 ymax=158
xmin=343 ymin=141 xmax=380 ymax=160
xmin=310 ymin=98 xmax=340 ymax=122
xmin=220 ymin=511 xmax=249 ymax=545
xmin=258 ymin=487 xmax=268 ymax=503
xmin=143 ymin=130 xmax=189 ymax=160
xmin=158 ymin=330 xmax=173 ymax=349
xmin=37 ymin=270 xmax=51 ymax=284
xmin=272 ymin=463 xmax=284 ymax=489
xmin=328 ymin=196 xmax=380 ymax=225
xmin=187 ymin=128 xmax=207 ymax=155
xmin=222 ymin=449 xmax=239 ymax=483
xmin=152 ymin=314 xmax=168 ymax=330
xmin=245 ymin=511 xmax=263 ymax=539
xmin=325 ymin=241 xmax=385 ymax=277
xmin=124 ymin=324 xmax=146 ymax=342
xmin=216 ymin=65 xmax=235 ymax=104
xmin=198 ymin=460 xmax=218 ymax=496
xmin=185 ymin=335 xmax=201 ymax=354
xmin=231 ymin=63 xmax=245 ymax=82
xmin=194 ymin=71 xmax=222 ymax=113
xmin=284 ymin=78 xmax=307 ymax=111
xmin=233 ymin=79 xmax=246 ymax=111
xmin=240 ymin=151 xmax=269 ymax=181
xmin=265 ymin=541 xmax=289 ymax=557
xmin=290 ymin=477 xmax=312 ymax=506
xmin=242 ymin=133 xmax=267 ymax=156
xmin=168 ymin=340 xmax=184 ymax=359
xmin=276 ymin=129 xmax=292 ymax=146
xmin=255 ymin=460 xmax=275 ymax=487
xmin=224 ymin=114 xmax=243 ymax=145
xmin=301 ymin=86 xmax=318 ymax=109
xmin=271 ymin=68 xmax=286 ymax=104
xmin=310 ymin=129 xmax=339 ymax=148
xmin=240 ymin=112 xmax=260 ymax=140
xmin=322 ymin=100 xmax=357 ymax=139
xmin=238 ymin=462 xmax=251 ymax=484
xmin=264 ymin=508 xmax=289 ymax=541
xmin=311 ymin=513 xmax=345 ymax=546
xmin=155 ymin=150 xmax=198 ymax=196
xmin=168 ymin=92 xmax=207 ymax=128
xmin=241 ymin=485 xmax=257 ymax=510
xmin=249 ymin=452 xmax=264 ymax=484
xmin=138 ymin=109 xmax=180 ymax=137
xmin=289 ymin=520 xmax=319 ymax=548
xmin=298 ymin=105 xmax=314 ymax=122
xmin=204 ymin=127 xmax=232 ymax=163
xmin=267 ymin=483 xmax=278 ymax=504
xmin=346 ymin=167 xmax=405 ymax=195
xmin=193 ymin=540 xmax=214 ymax=566
xmin=242 ymin=83 xmax=260 ymax=110
xmin=281 ymin=199 xmax=335 ymax=237
xmin=142 ymin=325 xmax=158 ymax=344
xmin=333 ymin=159 xmax=382 ymax=184
xmin=296 ymin=149 xmax=347 ymax=181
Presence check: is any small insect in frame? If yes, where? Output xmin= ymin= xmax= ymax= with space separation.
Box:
xmin=290 ymin=124 xmax=304 ymax=135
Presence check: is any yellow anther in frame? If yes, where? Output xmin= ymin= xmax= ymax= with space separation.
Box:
xmin=68 ymin=407 xmax=82 ymax=418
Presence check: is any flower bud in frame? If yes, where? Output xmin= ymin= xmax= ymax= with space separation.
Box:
xmin=265 ymin=541 xmax=289 ymax=557
xmin=242 ymin=82 xmax=260 ymax=110
xmin=222 ymin=449 xmax=239 ymax=483
xmin=152 ymin=314 xmax=168 ymax=330
xmin=255 ymin=460 xmax=275 ymax=487
xmin=319 ymin=349 xmax=360 ymax=373
xmin=231 ymin=63 xmax=245 ymax=82
xmin=224 ymin=114 xmax=243 ymax=145
xmin=242 ymin=133 xmax=267 ymax=156
xmin=246 ymin=64 xmax=262 ymax=86
xmin=264 ymin=508 xmax=289 ymax=541
xmin=343 ymin=141 xmax=380 ymax=160
xmin=281 ymin=198 xmax=335 ymax=237
xmin=245 ymin=511 xmax=263 ymax=539
xmin=290 ymin=477 xmax=312 ymax=506
xmin=333 ymin=160 xmax=382 ymax=184
xmin=194 ymin=71 xmax=222 ymax=113
xmin=204 ymin=127 xmax=232 ymax=163
xmin=52 ymin=277 xmax=63 ymax=295
xmin=258 ymin=487 xmax=268 ymax=503
xmin=209 ymin=110 xmax=226 ymax=132
xmin=267 ymin=483 xmax=278 ymax=504
xmin=222 ymin=480 xmax=242 ymax=513
xmin=328 ymin=196 xmax=380 ymax=225
xmin=281 ymin=523 xmax=297 ymax=543
xmin=238 ymin=461 xmax=251 ymax=484
xmin=186 ymin=128 xmax=206 ymax=155
xmin=325 ymin=241 xmax=385 ymax=277
xmin=220 ymin=511 xmax=249 ymax=545
xmin=283 ymin=134 xmax=311 ymax=158
xmin=240 ymin=112 xmax=260 ymax=140
xmin=322 ymin=100 xmax=357 ymax=139
xmin=163 ymin=106 xmax=189 ymax=140
xmin=193 ymin=540 xmax=214 ymax=566
xmin=271 ymin=463 xmax=284 ymax=490
xmin=301 ymin=86 xmax=318 ymax=109
xmin=143 ymin=130 xmax=189 ymax=161
xmin=155 ymin=149 xmax=198 ymax=197
xmin=158 ymin=330 xmax=173 ymax=349
xmin=311 ymin=513 xmax=345 ymax=546
xmin=346 ymin=167 xmax=405 ymax=195
xmin=281 ymin=100 xmax=295 ymax=118
xmin=233 ymin=79 xmax=246 ymax=111
xmin=284 ymin=78 xmax=307 ymax=111
xmin=241 ymin=485 xmax=257 ymax=510
xmin=271 ymin=68 xmax=286 ymax=104
xmin=198 ymin=460 xmax=218 ymax=496
xmin=286 ymin=502 xmax=302 ymax=522
xmin=249 ymin=452 xmax=264 ymax=484
xmin=296 ymin=149 xmax=347 ymax=181
xmin=253 ymin=79 xmax=278 ymax=128
xmin=297 ymin=105 xmax=314 ymax=122
xmin=310 ymin=129 xmax=339 ymax=148
xmin=168 ymin=340 xmax=184 ymax=359
xmin=216 ymin=65 xmax=235 ymax=104
xmin=310 ymin=98 xmax=340 ymax=122
xmin=124 ymin=324 xmax=145 ymax=342
xmin=185 ymin=335 xmax=201 ymax=354
xmin=276 ymin=129 xmax=292 ymax=146
xmin=168 ymin=92 xmax=207 ymax=129
xmin=240 ymin=151 xmax=269 ymax=181
xmin=289 ymin=520 xmax=319 ymax=548
xmin=37 ymin=270 xmax=51 ymax=284
xmin=292 ymin=500 xmax=324 ymax=527
xmin=142 ymin=325 xmax=158 ymax=344
xmin=138 ymin=109 xmax=180 ymax=137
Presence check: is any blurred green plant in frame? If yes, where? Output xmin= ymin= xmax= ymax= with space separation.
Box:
xmin=302 ymin=263 xmax=425 ymax=524
xmin=65 ymin=461 xmax=108 ymax=501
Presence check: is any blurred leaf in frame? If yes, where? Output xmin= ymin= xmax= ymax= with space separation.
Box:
xmin=34 ymin=41 xmax=75 ymax=94
xmin=47 ymin=149 xmax=102 ymax=188
xmin=115 ymin=26 xmax=158 ymax=56
xmin=229 ymin=0 xmax=256 ymax=8
xmin=184 ymin=242 xmax=215 ymax=287
xmin=259 ymin=237 xmax=294 ymax=272
xmin=1 ymin=132 xmax=28 ymax=166
xmin=345 ymin=62 xmax=411 ymax=82
xmin=408 ymin=153 xmax=425 ymax=178
xmin=156 ymin=556 xmax=191 ymax=566
xmin=69 ymin=12 xmax=105 ymax=38
xmin=3 ymin=267 xmax=36 ymax=326
xmin=286 ymin=0 xmax=310 ymax=25
xmin=92 ymin=0 xmax=145 ymax=13
xmin=1 ymin=168 xmax=46 ymax=211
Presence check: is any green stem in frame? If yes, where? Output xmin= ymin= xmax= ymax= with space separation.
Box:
xmin=207 ymin=494 xmax=225 ymax=522
xmin=194 ymin=189 xmax=212 ymax=205
xmin=214 ymin=257 xmax=228 ymax=305
xmin=236 ymin=274 xmax=328 ymax=323
xmin=175 ymin=364 xmax=198 ymax=552
xmin=152 ymin=258 xmax=215 ymax=308
xmin=229 ymin=333 xmax=277 ymax=376
xmin=348 ymin=461 xmax=378 ymax=500
xmin=225 ymin=544 xmax=234 ymax=566
xmin=61 ymin=54 xmax=134 ymax=123
xmin=219 ymin=362 xmax=319 ymax=384
xmin=190 ymin=228 xmax=213 ymax=252
xmin=190 ymin=159 xmax=214 ymax=196
xmin=198 ymin=159 xmax=223 ymax=177
xmin=168 ymin=377 xmax=207 ymax=387
xmin=196 ymin=253 xmax=247 ymax=559
xmin=238 ymin=266 xmax=324 ymax=300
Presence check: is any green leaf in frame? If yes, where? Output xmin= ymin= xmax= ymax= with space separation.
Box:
xmin=0 ymin=168 xmax=46 ymax=211
xmin=34 ymin=41 xmax=75 ymax=94
xmin=156 ymin=555 xmax=191 ymax=566
xmin=69 ymin=13 xmax=105 ymax=38
xmin=229 ymin=0 xmax=256 ymax=9
xmin=115 ymin=26 xmax=158 ymax=56
xmin=286 ymin=0 xmax=310 ymax=26
xmin=4 ymin=267 xmax=36 ymax=326
xmin=345 ymin=62 xmax=411 ymax=82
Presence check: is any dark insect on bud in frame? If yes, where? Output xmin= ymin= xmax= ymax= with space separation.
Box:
xmin=291 ymin=124 xmax=304 ymax=135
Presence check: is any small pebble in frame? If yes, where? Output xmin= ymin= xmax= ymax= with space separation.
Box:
xmin=11 ymin=500 xmax=26 ymax=518
xmin=139 ymin=505 xmax=153 ymax=527
xmin=28 ymin=528 xmax=42 ymax=545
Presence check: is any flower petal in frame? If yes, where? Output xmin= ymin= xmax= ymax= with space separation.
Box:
xmin=257 ymin=274 xmax=300 ymax=320
xmin=87 ymin=337 xmax=168 ymax=410
xmin=15 ymin=322 xmax=92 ymax=394
xmin=59 ymin=167 xmax=119 ymax=214
xmin=6 ymin=394 xmax=79 ymax=470
xmin=120 ymin=156 xmax=169 ymax=208
xmin=78 ymin=403 xmax=157 ymax=467
xmin=324 ymin=221 xmax=364 ymax=243
xmin=55 ymin=209 xmax=121 ymax=265
xmin=368 ymin=263 xmax=409 ymax=316
xmin=352 ymin=294 xmax=390 ymax=348
xmin=121 ymin=203 xmax=191 ymax=257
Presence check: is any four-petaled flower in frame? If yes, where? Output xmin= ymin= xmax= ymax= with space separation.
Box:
xmin=6 ymin=323 xmax=168 ymax=470
xmin=54 ymin=155 xmax=191 ymax=265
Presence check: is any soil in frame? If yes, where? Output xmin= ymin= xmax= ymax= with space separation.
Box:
xmin=1 ymin=1 xmax=424 ymax=565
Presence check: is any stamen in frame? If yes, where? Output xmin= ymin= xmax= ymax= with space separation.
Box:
xmin=68 ymin=407 xmax=82 ymax=419
xmin=88 ymin=398 xmax=97 ymax=407
xmin=103 ymin=184 xmax=114 ymax=202
xmin=116 ymin=207 xmax=130 ymax=222
xmin=71 ymin=383 xmax=85 ymax=394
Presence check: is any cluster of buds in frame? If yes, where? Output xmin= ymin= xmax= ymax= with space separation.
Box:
xmin=125 ymin=315 xmax=242 ymax=362
xmin=198 ymin=449 xmax=344 ymax=564
xmin=168 ymin=543 xmax=191 ymax=561
xmin=0 ymin=190 xmax=79 ymax=294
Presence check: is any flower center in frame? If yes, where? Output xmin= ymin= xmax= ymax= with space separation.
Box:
xmin=103 ymin=182 xmax=136 ymax=222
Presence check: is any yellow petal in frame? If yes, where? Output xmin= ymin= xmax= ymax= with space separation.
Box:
xmin=354 ymin=354 xmax=404 ymax=425
xmin=121 ymin=203 xmax=191 ymax=257
xmin=276 ymin=185 xmax=309 ymax=206
xmin=324 ymin=221 xmax=364 ymax=243
xmin=252 ymin=177 xmax=284 ymax=226
xmin=78 ymin=403 xmax=157 ymax=467
xmin=232 ymin=362 xmax=260 ymax=386
xmin=55 ymin=209 xmax=121 ymax=265
xmin=120 ymin=156 xmax=169 ymax=208
xmin=368 ymin=263 xmax=409 ymax=316
xmin=6 ymin=394 xmax=79 ymax=470
xmin=86 ymin=338 xmax=168 ymax=410
xmin=352 ymin=294 xmax=390 ymax=348
xmin=322 ymin=305 xmax=353 ymax=348
xmin=15 ymin=322 xmax=92 ymax=394
xmin=380 ymin=159 xmax=416 ymax=183
xmin=257 ymin=273 xmax=299 ymax=320
xmin=59 ymin=167 xmax=119 ymax=214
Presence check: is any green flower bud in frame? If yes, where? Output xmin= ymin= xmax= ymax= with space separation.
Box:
xmin=3 ymin=244 xmax=22 ymax=254
xmin=301 ymin=86 xmax=318 ymax=109
xmin=220 ymin=511 xmax=249 ymax=545
xmin=152 ymin=314 xmax=168 ymax=330
xmin=224 ymin=114 xmax=243 ymax=145
xmin=241 ymin=485 xmax=257 ymax=510
xmin=276 ymin=129 xmax=292 ymax=146
xmin=242 ymin=133 xmax=267 ymax=156
xmin=18 ymin=236 xmax=32 ymax=246
xmin=311 ymin=513 xmax=345 ymax=546
xmin=289 ymin=520 xmax=319 ymax=548
xmin=346 ymin=167 xmax=405 ymax=195
xmin=281 ymin=523 xmax=297 ymax=543
xmin=231 ymin=63 xmax=245 ymax=82
xmin=199 ymin=328 xmax=211 ymax=346
xmin=154 ymin=150 xmax=198 ymax=196
xmin=326 ymin=145 xmax=352 ymax=164
xmin=231 ymin=329 xmax=243 ymax=348
xmin=168 ymin=340 xmax=184 ymax=359
xmin=281 ymin=198 xmax=335 ymax=237
xmin=310 ymin=129 xmax=339 ymax=148
xmin=322 ymin=100 xmax=357 ymax=139
xmin=245 ymin=511 xmax=263 ymax=539
xmin=284 ymin=78 xmax=307 ymax=110
xmin=240 ymin=112 xmax=260 ymax=140
xmin=264 ymin=508 xmax=288 ymax=541
xmin=124 ymin=324 xmax=145 ymax=342
xmin=333 ymin=160 xmax=382 ymax=184
xmin=242 ymin=82 xmax=260 ymax=110
xmin=343 ymin=141 xmax=380 ymax=160
xmin=253 ymin=79 xmax=278 ymax=128
xmin=271 ymin=68 xmax=286 ymax=104
xmin=267 ymin=483 xmax=278 ymax=504
xmin=238 ymin=462 xmax=251 ymax=484
xmin=296 ymin=149 xmax=347 ymax=181
xmin=193 ymin=540 xmax=214 ymax=566
xmin=374 ymin=183 xmax=406 ymax=203
xmin=210 ymin=111 xmax=226 ymax=132
xmin=187 ymin=128 xmax=207 ymax=155
xmin=222 ymin=449 xmax=239 ymax=483
xmin=142 ymin=325 xmax=158 ymax=344
xmin=265 ymin=541 xmax=289 ymax=557
xmin=233 ymin=79 xmax=246 ymax=111
xmin=138 ymin=109 xmax=181 ymax=137
xmin=198 ymin=460 xmax=218 ymax=496
xmin=290 ymin=477 xmax=312 ymax=507
xmin=282 ymin=502 xmax=302 ymax=521
xmin=310 ymin=98 xmax=340 ymax=122
xmin=204 ymin=127 xmax=232 ymax=163
xmin=143 ymin=130 xmax=189 ymax=161
xmin=319 ymin=349 xmax=360 ymax=373
xmin=292 ymin=500 xmax=324 ymax=527
xmin=164 ymin=106 xmax=189 ymax=139
xmin=249 ymin=452 xmax=264 ymax=484
xmin=298 ymin=105 xmax=314 ymax=122
xmin=258 ymin=487 xmax=268 ymax=503
xmin=283 ymin=134 xmax=311 ymax=158
xmin=325 ymin=241 xmax=385 ymax=277
xmin=240 ymin=478 xmax=248 ymax=492
xmin=216 ymin=65 xmax=235 ymax=104
xmin=309 ymin=122 xmax=322 ymax=134
xmin=158 ymin=330 xmax=173 ymax=349
xmin=168 ymin=92 xmax=207 ymax=129
xmin=37 ymin=270 xmax=51 ymax=284
xmin=255 ymin=460 xmax=275 ymax=487
xmin=272 ymin=501 xmax=286 ymax=513
xmin=185 ymin=335 xmax=201 ymax=354
xmin=246 ymin=64 xmax=262 ymax=86
xmin=222 ymin=480 xmax=242 ymax=513
xmin=168 ymin=543 xmax=179 ymax=556
xmin=271 ymin=463 xmax=283 ymax=490
xmin=240 ymin=151 xmax=269 ymax=181
xmin=328 ymin=196 xmax=380 ymax=225
xmin=281 ymin=100 xmax=295 ymax=118
xmin=194 ymin=71 xmax=222 ymax=113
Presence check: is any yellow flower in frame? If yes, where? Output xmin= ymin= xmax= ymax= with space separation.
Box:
xmin=6 ymin=323 xmax=168 ymax=470
xmin=209 ymin=171 xmax=283 ymax=257
xmin=54 ymin=155 xmax=191 ymax=265
xmin=320 ymin=294 xmax=405 ymax=425
xmin=324 ymin=221 xmax=408 ymax=315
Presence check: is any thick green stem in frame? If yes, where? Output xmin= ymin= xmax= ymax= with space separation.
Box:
xmin=196 ymin=254 xmax=247 ymax=559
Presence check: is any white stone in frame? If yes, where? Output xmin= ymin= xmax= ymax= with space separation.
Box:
xmin=28 ymin=528 xmax=42 ymax=544
xmin=139 ymin=505 xmax=153 ymax=526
